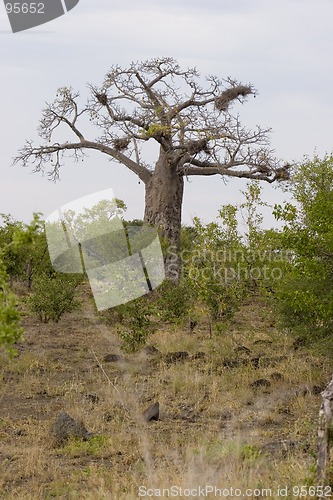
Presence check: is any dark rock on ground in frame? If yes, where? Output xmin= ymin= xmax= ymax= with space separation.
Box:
xmin=143 ymin=402 xmax=160 ymax=422
xmin=52 ymin=411 xmax=94 ymax=444
xmin=103 ymin=354 xmax=124 ymax=363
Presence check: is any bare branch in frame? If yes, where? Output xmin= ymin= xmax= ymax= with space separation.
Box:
xmin=14 ymin=139 xmax=151 ymax=184
xmin=16 ymin=57 xmax=284 ymax=189
xmin=181 ymin=160 xmax=291 ymax=183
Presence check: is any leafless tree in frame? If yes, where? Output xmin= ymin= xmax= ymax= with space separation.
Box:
xmin=14 ymin=57 xmax=289 ymax=279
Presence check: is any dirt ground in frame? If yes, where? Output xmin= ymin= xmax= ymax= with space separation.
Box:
xmin=0 ymin=289 xmax=331 ymax=499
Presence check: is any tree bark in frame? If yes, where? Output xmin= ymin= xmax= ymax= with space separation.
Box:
xmin=317 ymin=374 xmax=333 ymax=484
xmin=144 ymin=148 xmax=183 ymax=281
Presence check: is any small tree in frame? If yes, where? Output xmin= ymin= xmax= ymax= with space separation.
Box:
xmin=14 ymin=57 xmax=289 ymax=279
xmin=185 ymin=205 xmax=247 ymax=326
xmin=273 ymin=153 xmax=333 ymax=339
xmin=0 ymin=215 xmax=43 ymax=355
xmin=0 ymin=259 xmax=23 ymax=356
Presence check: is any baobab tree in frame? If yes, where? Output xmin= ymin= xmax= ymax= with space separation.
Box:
xmin=15 ymin=57 xmax=288 ymax=279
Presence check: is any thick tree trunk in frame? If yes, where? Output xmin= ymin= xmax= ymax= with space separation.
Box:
xmin=144 ymin=148 xmax=184 ymax=281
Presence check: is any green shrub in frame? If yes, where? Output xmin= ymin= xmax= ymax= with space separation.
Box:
xmin=273 ymin=153 xmax=333 ymax=339
xmin=154 ymin=279 xmax=193 ymax=323
xmin=0 ymin=212 xmax=45 ymax=285
xmin=0 ymin=214 xmax=44 ymax=355
xmin=184 ymin=205 xmax=248 ymax=322
xmin=115 ymin=296 xmax=156 ymax=352
xmin=0 ymin=260 xmax=23 ymax=356
xmin=29 ymin=272 xmax=81 ymax=323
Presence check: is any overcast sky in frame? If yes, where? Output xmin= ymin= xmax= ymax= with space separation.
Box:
xmin=1 ymin=0 xmax=333 ymax=228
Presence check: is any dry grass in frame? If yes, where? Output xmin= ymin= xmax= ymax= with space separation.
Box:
xmin=0 ymin=295 xmax=331 ymax=499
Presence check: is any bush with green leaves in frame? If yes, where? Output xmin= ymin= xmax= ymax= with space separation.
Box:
xmin=0 ymin=214 xmax=44 ymax=355
xmin=153 ymin=279 xmax=193 ymax=323
xmin=29 ymin=272 xmax=82 ymax=323
xmin=115 ymin=296 xmax=157 ymax=352
xmin=0 ymin=259 xmax=23 ymax=356
xmin=273 ymin=153 xmax=333 ymax=339
xmin=181 ymin=182 xmax=287 ymax=327
xmin=0 ymin=212 xmax=52 ymax=289
xmin=184 ymin=203 xmax=249 ymax=323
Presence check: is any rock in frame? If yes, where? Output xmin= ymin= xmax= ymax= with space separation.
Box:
xmin=143 ymin=402 xmax=160 ymax=422
xmin=103 ymin=354 xmax=123 ymax=363
xmin=250 ymin=378 xmax=271 ymax=389
xmin=165 ymin=351 xmax=189 ymax=363
xmin=52 ymin=411 xmax=94 ymax=444
xmin=142 ymin=346 xmax=161 ymax=356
